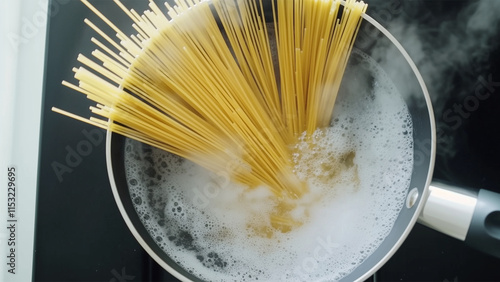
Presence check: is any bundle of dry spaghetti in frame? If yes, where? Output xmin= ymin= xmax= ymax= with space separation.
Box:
xmin=53 ymin=0 xmax=367 ymax=232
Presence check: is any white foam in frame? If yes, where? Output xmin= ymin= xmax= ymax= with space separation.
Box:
xmin=124 ymin=49 xmax=413 ymax=281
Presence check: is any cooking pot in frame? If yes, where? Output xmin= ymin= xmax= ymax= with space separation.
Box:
xmin=102 ymin=2 xmax=500 ymax=281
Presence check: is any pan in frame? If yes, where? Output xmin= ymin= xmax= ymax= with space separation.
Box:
xmin=95 ymin=1 xmax=500 ymax=281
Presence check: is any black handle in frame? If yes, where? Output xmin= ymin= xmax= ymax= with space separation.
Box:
xmin=465 ymin=189 xmax=500 ymax=258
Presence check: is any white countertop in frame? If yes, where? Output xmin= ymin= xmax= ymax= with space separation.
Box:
xmin=0 ymin=1 xmax=47 ymax=281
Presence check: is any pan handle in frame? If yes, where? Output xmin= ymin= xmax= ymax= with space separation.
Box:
xmin=418 ymin=181 xmax=500 ymax=258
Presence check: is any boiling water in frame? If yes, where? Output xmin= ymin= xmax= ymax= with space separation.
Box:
xmin=124 ymin=50 xmax=414 ymax=281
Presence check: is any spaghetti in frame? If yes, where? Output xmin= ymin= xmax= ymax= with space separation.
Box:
xmin=53 ymin=0 xmax=367 ymax=232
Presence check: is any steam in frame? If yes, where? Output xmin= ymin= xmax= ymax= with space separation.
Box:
xmin=363 ymin=0 xmax=500 ymax=165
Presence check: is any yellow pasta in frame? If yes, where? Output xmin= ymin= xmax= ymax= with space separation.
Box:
xmin=53 ymin=0 xmax=367 ymax=232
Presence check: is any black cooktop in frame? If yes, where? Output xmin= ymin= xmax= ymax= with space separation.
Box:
xmin=34 ymin=0 xmax=500 ymax=281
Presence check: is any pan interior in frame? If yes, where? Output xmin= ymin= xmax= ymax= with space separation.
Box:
xmin=107 ymin=7 xmax=434 ymax=282
xmin=111 ymin=55 xmax=429 ymax=282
